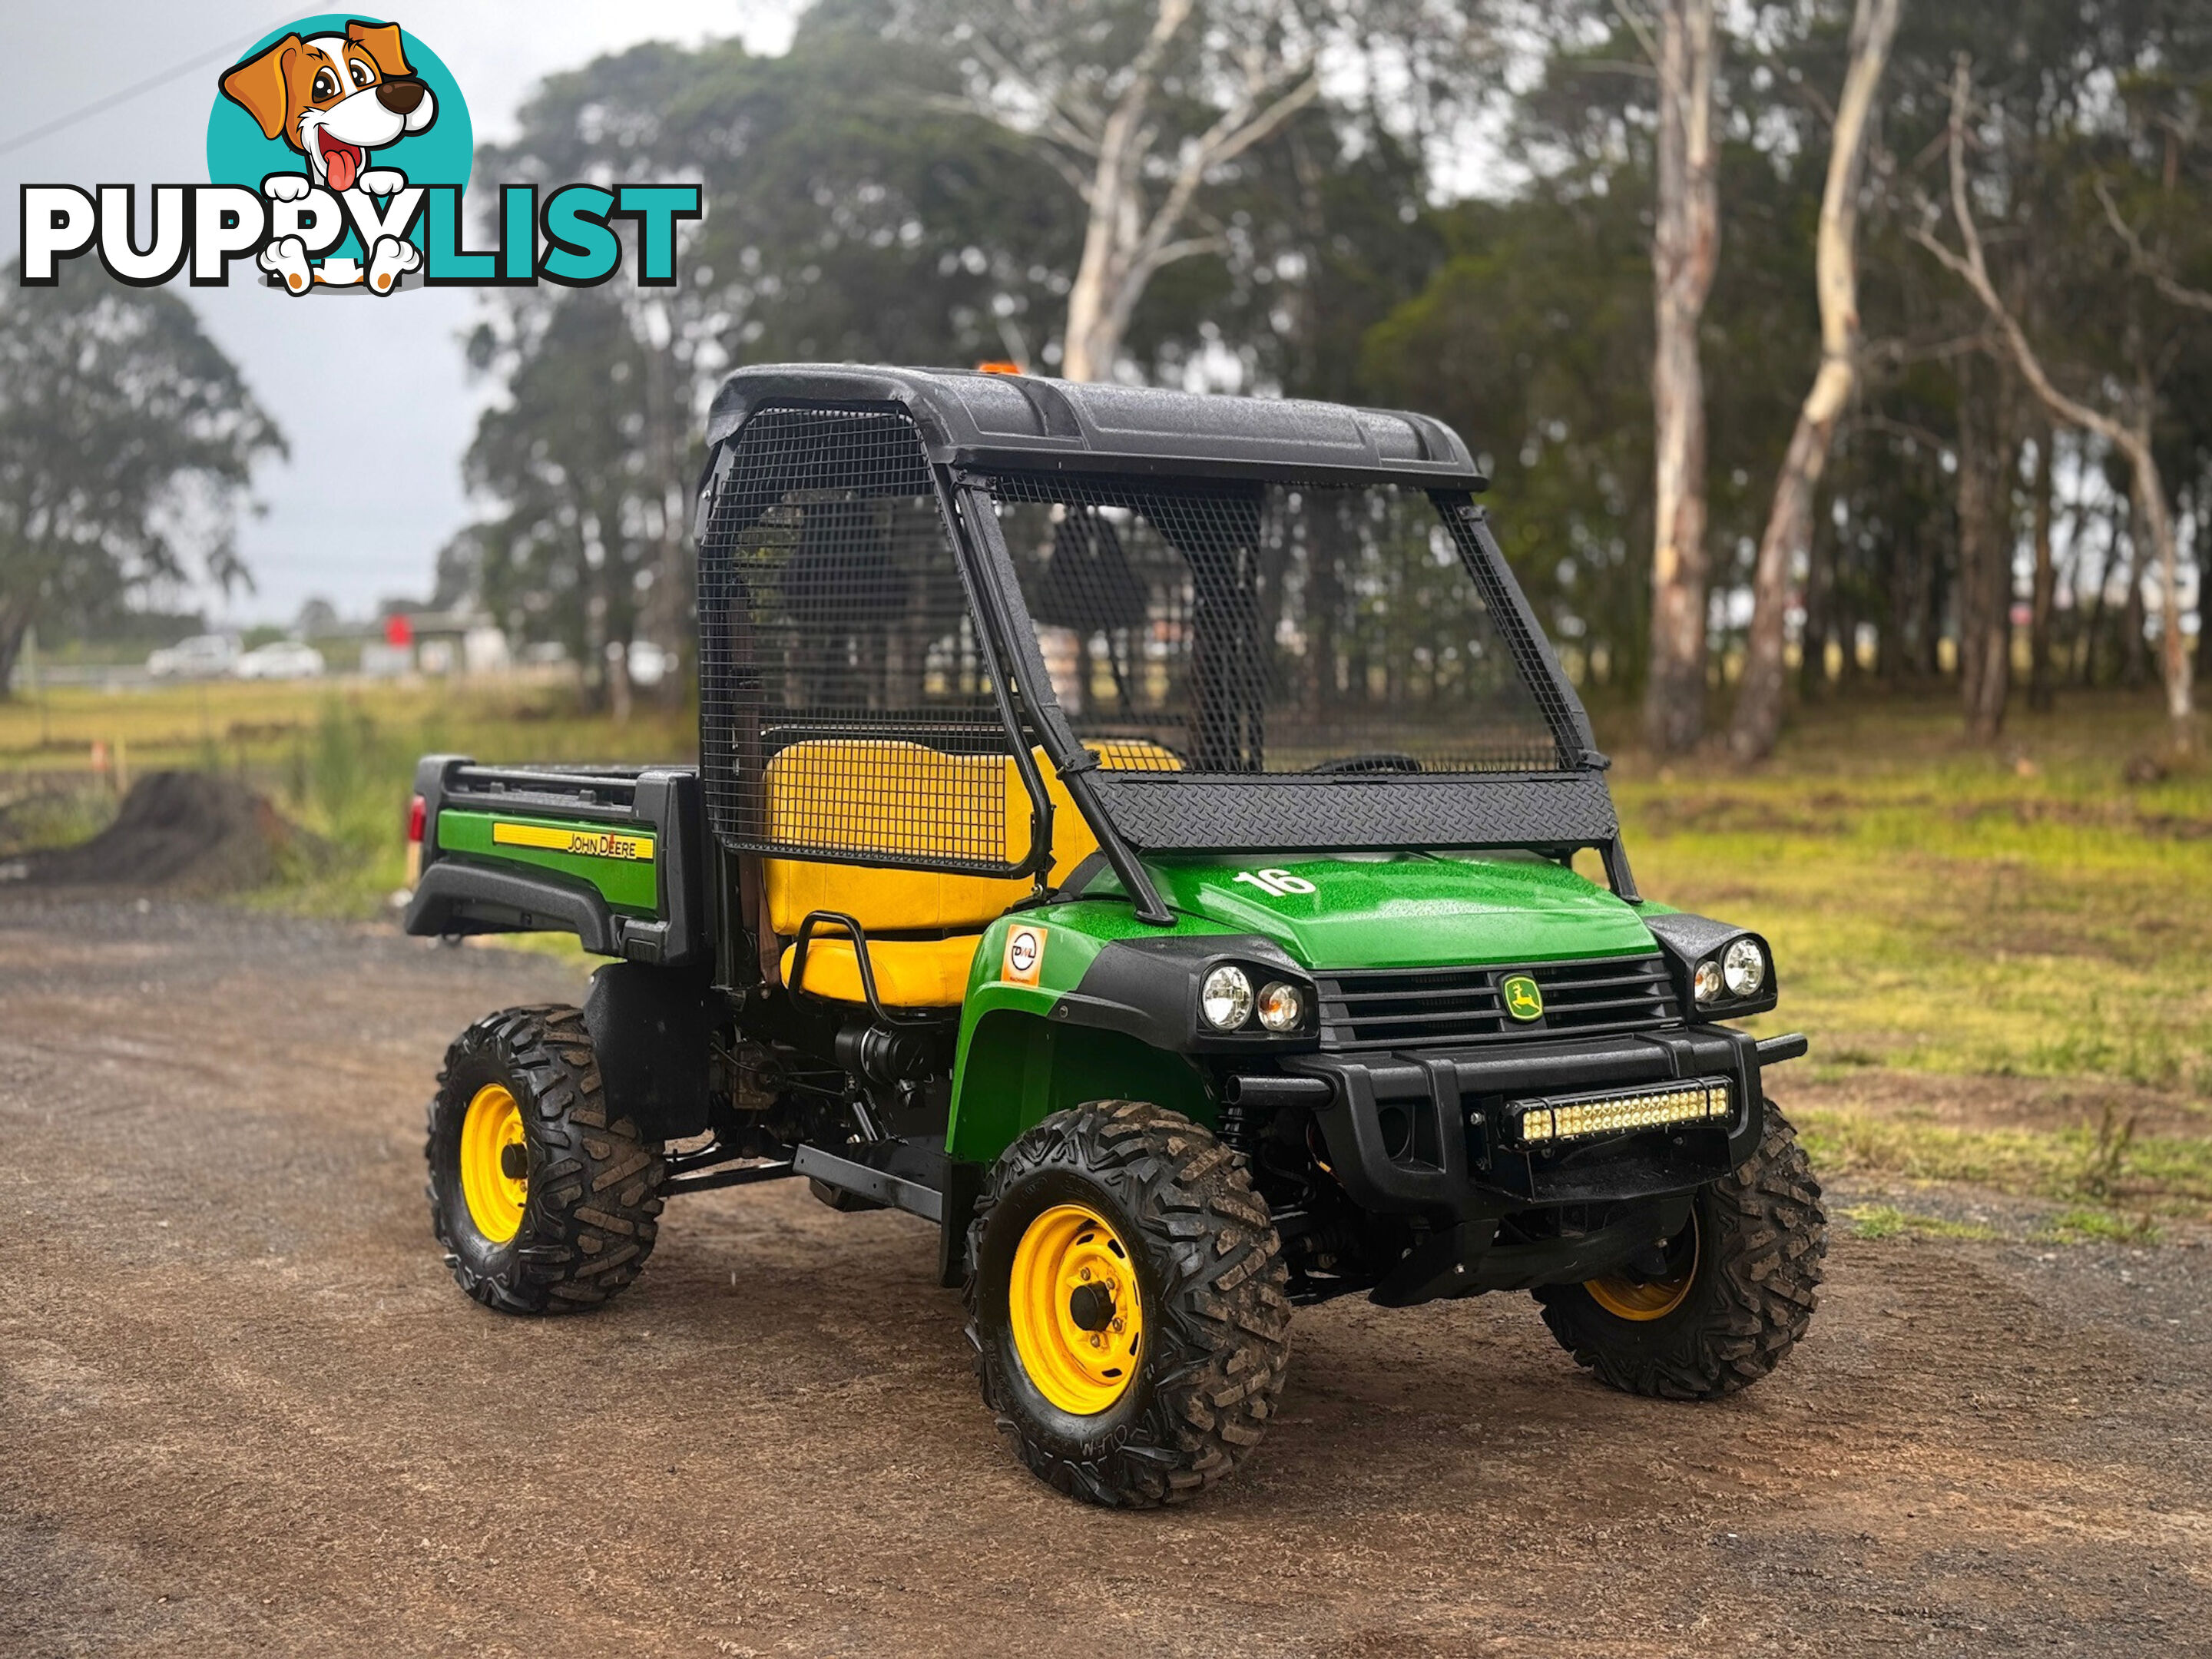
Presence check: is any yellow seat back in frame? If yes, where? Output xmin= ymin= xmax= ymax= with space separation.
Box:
xmin=759 ymin=737 xmax=1181 ymax=938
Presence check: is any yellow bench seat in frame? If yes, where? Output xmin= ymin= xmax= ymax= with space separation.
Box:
xmin=761 ymin=737 xmax=1180 ymax=1008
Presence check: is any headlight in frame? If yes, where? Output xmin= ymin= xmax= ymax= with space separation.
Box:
xmin=1723 ymin=937 xmax=1767 ymax=997
xmin=1257 ymin=981 xmax=1303 ymax=1031
xmin=1693 ymin=959 xmax=1723 ymax=1005
xmin=1200 ymin=965 xmax=1253 ymax=1030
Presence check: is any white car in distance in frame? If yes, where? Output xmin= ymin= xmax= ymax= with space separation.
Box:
xmin=146 ymin=634 xmax=240 ymax=680
xmin=236 ymin=641 xmax=328 ymax=681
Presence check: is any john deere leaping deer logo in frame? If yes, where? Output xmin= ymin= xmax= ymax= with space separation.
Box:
xmin=1502 ymin=974 xmax=1545 ymax=1022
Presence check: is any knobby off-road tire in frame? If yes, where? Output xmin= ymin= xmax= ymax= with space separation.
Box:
xmin=965 ymin=1101 xmax=1292 ymax=1508
xmin=426 ymin=1004 xmax=665 ymax=1315
xmin=1533 ymin=1106 xmax=1826 ymax=1399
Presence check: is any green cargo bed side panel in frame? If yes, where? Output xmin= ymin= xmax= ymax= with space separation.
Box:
xmin=435 ymin=810 xmax=661 ymax=915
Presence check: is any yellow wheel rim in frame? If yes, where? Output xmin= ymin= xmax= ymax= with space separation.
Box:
xmin=1008 ymin=1204 xmax=1144 ymax=1416
xmin=459 ymin=1082 xmax=528 ymax=1244
xmin=1585 ymin=1214 xmax=1700 ymax=1322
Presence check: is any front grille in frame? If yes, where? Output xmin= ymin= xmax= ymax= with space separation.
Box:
xmin=1316 ymin=955 xmax=1681 ymax=1051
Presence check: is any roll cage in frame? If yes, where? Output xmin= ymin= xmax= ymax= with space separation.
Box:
xmin=694 ymin=366 xmax=1638 ymax=934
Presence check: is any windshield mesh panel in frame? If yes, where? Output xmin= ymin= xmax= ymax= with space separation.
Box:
xmin=988 ymin=475 xmax=1569 ymax=775
xmin=697 ymin=406 xmax=1022 ymax=873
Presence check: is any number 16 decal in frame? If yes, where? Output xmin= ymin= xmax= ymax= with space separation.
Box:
xmin=1232 ymin=869 xmax=1316 ymax=899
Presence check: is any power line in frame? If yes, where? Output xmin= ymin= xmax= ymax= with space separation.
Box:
xmin=0 ymin=16 xmax=296 ymax=161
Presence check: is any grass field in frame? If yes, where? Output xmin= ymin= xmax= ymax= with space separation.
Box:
xmin=3 ymin=674 xmax=2206 ymax=1225
xmin=1602 ymin=694 xmax=2211 ymax=1230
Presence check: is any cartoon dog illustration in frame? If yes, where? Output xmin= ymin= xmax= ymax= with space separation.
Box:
xmin=220 ymin=21 xmax=435 ymax=294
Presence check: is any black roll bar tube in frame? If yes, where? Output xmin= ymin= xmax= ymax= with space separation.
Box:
xmin=945 ymin=473 xmax=1175 ymax=927
xmin=926 ymin=463 xmax=1057 ymax=886
xmin=1445 ymin=496 xmax=1643 ymax=905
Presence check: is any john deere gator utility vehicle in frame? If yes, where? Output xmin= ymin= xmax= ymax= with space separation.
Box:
xmin=406 ymin=366 xmax=1824 ymax=1507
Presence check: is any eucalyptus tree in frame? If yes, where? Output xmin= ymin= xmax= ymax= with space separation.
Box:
xmin=462 ymin=22 xmax=1079 ymax=692
xmin=0 ymin=271 xmax=282 ymax=694
xmin=1630 ymin=0 xmax=1723 ymax=753
xmin=1916 ymin=60 xmax=2200 ymax=752
xmin=887 ymin=0 xmax=1484 ymax=380
xmin=1730 ymin=0 xmax=1902 ymax=761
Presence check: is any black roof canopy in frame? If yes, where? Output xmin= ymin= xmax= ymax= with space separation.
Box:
xmin=704 ymin=364 xmax=1485 ymax=486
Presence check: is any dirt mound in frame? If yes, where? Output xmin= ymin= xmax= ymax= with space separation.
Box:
xmin=18 ymin=771 xmax=303 ymax=892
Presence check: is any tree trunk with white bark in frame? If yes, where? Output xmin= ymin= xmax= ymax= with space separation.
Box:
xmin=975 ymin=0 xmax=1318 ymax=384
xmin=1058 ymin=4 xmax=1177 ymax=386
xmin=1644 ymin=0 xmax=1721 ymax=754
xmin=1729 ymin=0 xmax=1900 ymax=761
xmin=2129 ymin=416 xmax=2192 ymax=733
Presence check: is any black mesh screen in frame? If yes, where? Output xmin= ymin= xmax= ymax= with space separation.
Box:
xmin=988 ymin=475 xmax=1570 ymax=775
xmin=698 ymin=406 xmax=1022 ymax=872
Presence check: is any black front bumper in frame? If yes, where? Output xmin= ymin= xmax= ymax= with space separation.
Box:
xmin=1291 ymin=1025 xmax=1780 ymax=1225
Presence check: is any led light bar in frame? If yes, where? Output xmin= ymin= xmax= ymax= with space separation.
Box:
xmin=1515 ymin=1080 xmax=1730 ymax=1145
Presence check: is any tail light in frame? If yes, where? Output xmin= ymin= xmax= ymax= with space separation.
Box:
xmin=405 ymin=793 xmax=426 ymax=887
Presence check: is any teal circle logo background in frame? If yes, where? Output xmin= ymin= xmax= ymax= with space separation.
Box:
xmin=204 ymin=15 xmax=472 ymax=271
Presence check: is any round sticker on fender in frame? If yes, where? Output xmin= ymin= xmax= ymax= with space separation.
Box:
xmin=1002 ymin=924 xmax=1047 ymax=987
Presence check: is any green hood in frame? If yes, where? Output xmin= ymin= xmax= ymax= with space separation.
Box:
xmin=1138 ymin=852 xmax=1655 ymax=971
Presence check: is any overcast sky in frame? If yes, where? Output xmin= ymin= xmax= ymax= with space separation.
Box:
xmin=3 ymin=2 xmax=803 ymax=627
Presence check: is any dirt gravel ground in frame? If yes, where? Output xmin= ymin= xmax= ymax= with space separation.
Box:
xmin=2 ymin=894 xmax=2208 ymax=1658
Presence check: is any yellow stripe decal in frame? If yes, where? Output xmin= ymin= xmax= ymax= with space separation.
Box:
xmin=492 ymin=822 xmax=655 ymax=863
